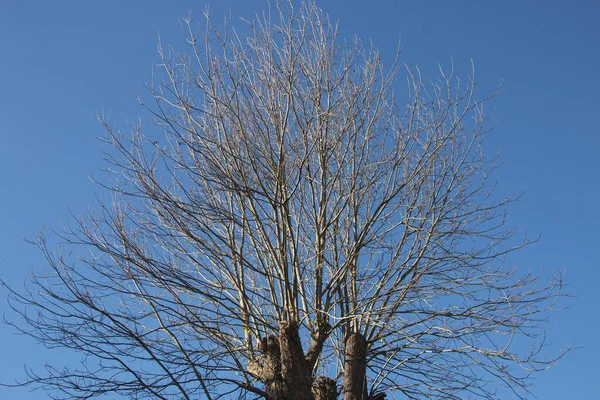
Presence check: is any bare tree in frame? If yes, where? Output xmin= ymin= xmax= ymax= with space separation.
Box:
xmin=3 ymin=1 xmax=565 ymax=399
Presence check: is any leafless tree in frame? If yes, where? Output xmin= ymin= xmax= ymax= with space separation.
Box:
xmin=3 ymin=1 xmax=565 ymax=399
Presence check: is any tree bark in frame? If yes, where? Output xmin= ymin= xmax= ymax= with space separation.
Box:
xmin=343 ymin=332 xmax=367 ymax=400
xmin=306 ymin=322 xmax=332 ymax=371
xmin=248 ymin=334 xmax=287 ymax=399
xmin=248 ymin=320 xmax=315 ymax=400
xmin=312 ymin=376 xmax=337 ymax=400
xmin=279 ymin=320 xmax=313 ymax=400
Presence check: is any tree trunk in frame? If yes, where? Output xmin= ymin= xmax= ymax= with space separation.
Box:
xmin=249 ymin=320 xmax=315 ymax=400
xmin=248 ymin=334 xmax=287 ymax=399
xmin=343 ymin=332 xmax=367 ymax=400
xmin=279 ymin=320 xmax=313 ymax=400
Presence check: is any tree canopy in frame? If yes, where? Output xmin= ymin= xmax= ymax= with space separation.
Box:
xmin=3 ymin=1 xmax=565 ymax=399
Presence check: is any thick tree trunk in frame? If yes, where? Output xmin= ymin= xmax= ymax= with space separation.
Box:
xmin=249 ymin=320 xmax=318 ymax=400
xmin=248 ymin=334 xmax=287 ymax=399
xmin=343 ymin=332 xmax=367 ymax=400
xmin=279 ymin=320 xmax=313 ymax=400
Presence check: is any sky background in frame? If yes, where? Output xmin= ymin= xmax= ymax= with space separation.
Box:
xmin=1 ymin=1 xmax=598 ymax=398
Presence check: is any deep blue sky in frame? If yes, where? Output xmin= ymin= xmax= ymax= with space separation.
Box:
xmin=1 ymin=1 xmax=598 ymax=398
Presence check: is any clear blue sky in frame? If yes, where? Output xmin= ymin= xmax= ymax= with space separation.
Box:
xmin=1 ymin=1 xmax=598 ymax=398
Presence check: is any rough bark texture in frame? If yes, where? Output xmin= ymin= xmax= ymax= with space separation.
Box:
xmin=312 ymin=376 xmax=338 ymax=400
xmin=279 ymin=320 xmax=313 ymax=400
xmin=248 ymin=335 xmax=287 ymax=399
xmin=343 ymin=332 xmax=368 ymax=400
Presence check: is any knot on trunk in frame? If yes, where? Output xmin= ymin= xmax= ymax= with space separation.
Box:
xmin=248 ymin=335 xmax=282 ymax=383
xmin=312 ymin=376 xmax=337 ymax=400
